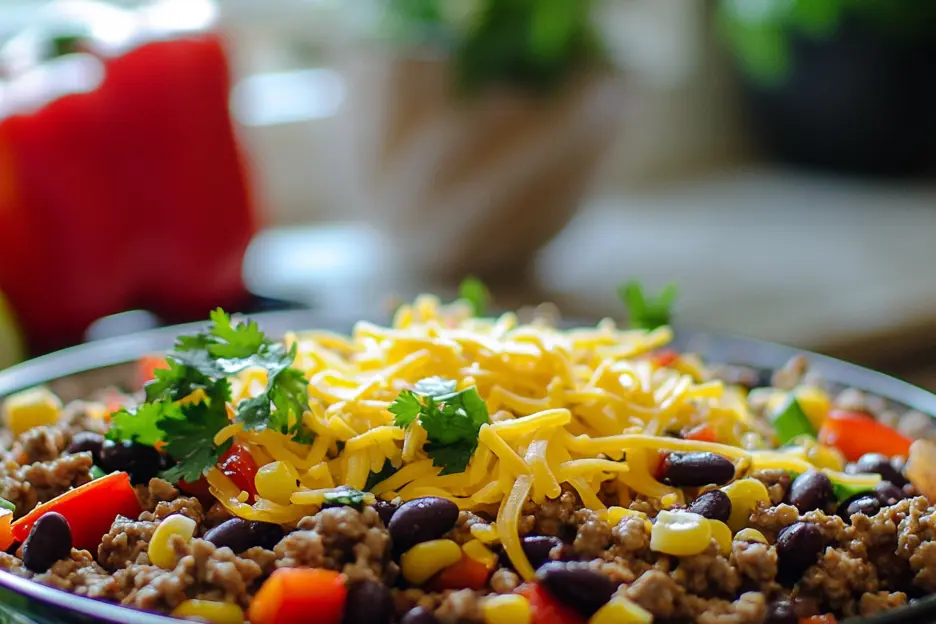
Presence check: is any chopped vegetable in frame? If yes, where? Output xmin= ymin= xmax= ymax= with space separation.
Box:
xmin=618 ymin=281 xmax=678 ymax=331
xmin=0 ymin=496 xmax=14 ymax=513
xmin=650 ymin=349 xmax=680 ymax=368
xmin=2 ymin=386 xmax=62 ymax=437
xmin=515 ymin=583 xmax=586 ymax=624
xmin=218 ymin=445 xmax=259 ymax=500
xmin=684 ymin=424 xmax=717 ymax=443
xmin=11 ymin=472 xmax=141 ymax=551
xmin=248 ymin=568 xmax=347 ymax=624
xmin=390 ymin=379 xmax=490 ymax=475
xmin=818 ymin=410 xmax=912 ymax=462
xmin=322 ymin=487 xmax=367 ymax=510
xmin=0 ymin=509 xmax=13 ymax=552
xmin=459 ymin=276 xmax=491 ymax=317
xmin=365 ymin=460 xmax=398 ymax=492
xmin=906 ymin=439 xmax=936 ymax=501
xmin=135 ymin=355 xmax=169 ymax=391
xmin=89 ymin=466 xmax=106 ymax=480
xmin=771 ymin=397 xmax=815 ymax=445
xmin=429 ymin=553 xmax=492 ymax=590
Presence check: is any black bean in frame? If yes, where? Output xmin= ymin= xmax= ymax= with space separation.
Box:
xmin=836 ymin=494 xmax=881 ymax=523
xmin=388 ymin=497 xmax=459 ymax=553
xmin=64 ymin=432 xmax=105 ymax=461
xmin=401 ymin=607 xmax=439 ymax=624
xmin=374 ymin=500 xmax=399 ymax=528
xmin=874 ymin=481 xmax=906 ymax=506
xmin=99 ymin=440 xmax=162 ymax=485
xmin=341 ymin=580 xmax=393 ymax=624
xmin=23 ymin=512 xmax=72 ymax=573
xmin=661 ymin=452 xmax=736 ymax=487
xmin=204 ymin=518 xmax=284 ymax=553
xmin=856 ymin=453 xmax=908 ymax=487
xmin=786 ymin=471 xmax=834 ymax=513
xmin=688 ymin=490 xmax=732 ymax=522
xmin=536 ymin=562 xmax=615 ymax=617
xmin=776 ymin=522 xmax=824 ymax=581
xmin=764 ymin=600 xmax=797 ymax=624
xmin=521 ymin=535 xmax=565 ymax=570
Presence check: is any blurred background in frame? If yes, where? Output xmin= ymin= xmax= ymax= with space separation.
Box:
xmin=1 ymin=0 xmax=936 ymax=388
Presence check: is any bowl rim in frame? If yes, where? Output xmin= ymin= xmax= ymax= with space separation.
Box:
xmin=0 ymin=309 xmax=933 ymax=624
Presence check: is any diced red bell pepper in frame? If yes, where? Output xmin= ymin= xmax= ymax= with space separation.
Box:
xmin=135 ymin=355 xmax=169 ymax=391
xmin=219 ymin=444 xmax=258 ymax=500
xmin=650 ymin=349 xmax=680 ymax=368
xmin=800 ymin=616 xmax=837 ymax=624
xmin=685 ymin=424 xmax=717 ymax=443
xmin=11 ymin=472 xmax=141 ymax=551
xmin=429 ymin=553 xmax=491 ymax=591
xmin=249 ymin=568 xmax=348 ymax=624
xmin=516 ymin=583 xmax=586 ymax=624
xmin=818 ymin=410 xmax=912 ymax=462
xmin=179 ymin=476 xmax=213 ymax=501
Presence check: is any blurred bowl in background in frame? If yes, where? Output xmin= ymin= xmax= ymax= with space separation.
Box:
xmin=333 ymin=52 xmax=628 ymax=280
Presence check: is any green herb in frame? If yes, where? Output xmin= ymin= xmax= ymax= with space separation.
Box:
xmin=618 ymin=281 xmax=678 ymax=331
xmin=365 ymin=460 xmax=399 ymax=491
xmin=323 ymin=487 xmax=367 ymax=510
xmin=89 ymin=465 xmax=106 ymax=480
xmin=390 ymin=378 xmax=489 ymax=475
xmin=0 ymin=496 xmax=14 ymax=513
xmin=107 ymin=309 xmax=312 ymax=485
xmin=831 ymin=480 xmax=874 ymax=503
xmin=770 ymin=397 xmax=815 ymax=446
xmin=459 ymin=277 xmax=490 ymax=317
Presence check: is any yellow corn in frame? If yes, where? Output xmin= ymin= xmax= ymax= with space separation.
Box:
xmin=470 ymin=523 xmax=500 ymax=544
xmin=650 ymin=510 xmax=711 ymax=557
xmin=734 ymin=528 xmax=768 ymax=544
xmin=806 ymin=442 xmax=845 ymax=472
xmin=721 ymin=478 xmax=770 ymax=532
xmin=2 ymin=387 xmax=62 ymax=437
xmin=660 ymin=493 xmax=680 ymax=508
xmin=401 ymin=539 xmax=462 ymax=585
xmin=171 ymin=600 xmax=245 ymax=624
xmin=463 ymin=540 xmax=498 ymax=569
xmin=482 ymin=594 xmax=531 ymax=624
xmin=605 ymin=507 xmax=652 ymax=532
xmin=255 ymin=461 xmax=299 ymax=505
xmin=793 ymin=385 xmax=830 ymax=430
xmin=708 ymin=520 xmax=733 ymax=556
xmin=148 ymin=514 xmax=196 ymax=569
xmin=590 ymin=597 xmax=653 ymax=624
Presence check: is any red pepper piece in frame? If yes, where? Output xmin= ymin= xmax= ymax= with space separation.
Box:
xmin=219 ymin=444 xmax=258 ymax=500
xmin=818 ymin=410 xmax=912 ymax=462
xmin=800 ymin=616 xmax=837 ymax=624
xmin=249 ymin=568 xmax=348 ymax=624
xmin=650 ymin=349 xmax=679 ymax=368
xmin=135 ymin=355 xmax=168 ymax=390
xmin=429 ymin=554 xmax=491 ymax=591
xmin=685 ymin=424 xmax=717 ymax=443
xmin=178 ymin=476 xmax=213 ymax=501
xmin=516 ymin=583 xmax=586 ymax=624
xmin=11 ymin=472 xmax=141 ymax=551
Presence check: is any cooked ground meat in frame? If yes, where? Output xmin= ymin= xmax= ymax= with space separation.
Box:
xmin=0 ymin=452 xmax=92 ymax=517
xmin=572 ymin=509 xmax=612 ymax=558
xmin=751 ymin=469 xmax=793 ymax=506
xmin=135 ymin=479 xmax=181 ymax=515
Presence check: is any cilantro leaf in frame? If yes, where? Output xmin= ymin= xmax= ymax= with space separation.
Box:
xmin=158 ymin=379 xmax=233 ymax=484
xmin=323 ymin=486 xmax=367 ymax=510
xmin=425 ymin=438 xmax=478 ymax=476
xmin=107 ymin=402 xmax=170 ymax=447
xmin=459 ymin=276 xmax=490 ymax=317
xmin=389 ymin=390 xmax=423 ymax=429
xmin=236 ymin=345 xmax=312 ymax=440
xmin=365 ymin=460 xmax=398 ymax=491
xmin=144 ymin=360 xmax=211 ymax=403
xmin=618 ymin=281 xmax=678 ymax=330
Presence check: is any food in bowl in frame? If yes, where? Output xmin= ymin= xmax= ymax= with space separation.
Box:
xmin=0 ymin=295 xmax=934 ymax=624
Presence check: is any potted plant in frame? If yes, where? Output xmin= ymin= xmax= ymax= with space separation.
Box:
xmin=332 ymin=0 xmax=626 ymax=280
xmin=718 ymin=0 xmax=936 ymax=177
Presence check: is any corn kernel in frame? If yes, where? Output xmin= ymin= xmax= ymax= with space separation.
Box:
xmin=708 ymin=520 xmax=733 ymax=556
xmin=590 ymin=597 xmax=653 ymax=624
xmin=721 ymin=478 xmax=770 ymax=532
xmin=172 ymin=599 xmax=245 ymax=624
xmin=482 ymin=594 xmax=531 ymax=624
xmin=463 ymin=540 xmax=498 ymax=569
xmin=794 ymin=385 xmax=830 ymax=431
xmin=401 ymin=539 xmax=462 ymax=585
xmin=660 ymin=493 xmax=681 ymax=508
xmin=734 ymin=528 xmax=767 ymax=544
xmin=805 ymin=441 xmax=845 ymax=472
xmin=3 ymin=387 xmax=62 ymax=437
xmin=254 ymin=461 xmax=299 ymax=505
xmin=470 ymin=523 xmax=500 ymax=544
xmin=650 ymin=510 xmax=711 ymax=556
xmin=606 ymin=507 xmax=652 ymax=532
xmin=149 ymin=514 xmax=197 ymax=569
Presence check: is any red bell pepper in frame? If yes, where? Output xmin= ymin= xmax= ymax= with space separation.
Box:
xmin=219 ymin=444 xmax=259 ymax=500
xmin=685 ymin=423 xmax=717 ymax=443
xmin=0 ymin=0 xmax=257 ymax=357
xmin=818 ymin=409 xmax=912 ymax=462
xmin=429 ymin=553 xmax=491 ymax=591
xmin=249 ymin=568 xmax=348 ymax=624
xmin=11 ymin=471 xmax=142 ymax=551
xmin=135 ymin=355 xmax=169 ymax=391
xmin=650 ymin=349 xmax=680 ymax=368
xmin=516 ymin=583 xmax=586 ymax=624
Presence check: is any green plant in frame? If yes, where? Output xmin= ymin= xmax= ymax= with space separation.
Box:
xmin=382 ymin=0 xmax=607 ymax=95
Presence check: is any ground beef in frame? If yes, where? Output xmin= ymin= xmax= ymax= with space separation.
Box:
xmin=98 ymin=516 xmax=159 ymax=570
xmin=135 ymin=479 xmax=181 ymax=514
xmin=572 ymin=509 xmax=611 ymax=558
xmin=530 ymin=491 xmax=576 ymax=536
xmin=673 ymin=544 xmax=741 ymax=596
xmin=625 ymin=570 xmax=686 ymax=619
xmin=280 ymin=506 xmax=396 ymax=584
xmin=393 ymin=588 xmax=443 ymax=617
xmin=0 ymin=452 xmax=92 ymax=517
xmin=489 ymin=568 xmax=519 ymax=593
xmin=801 ymin=547 xmax=879 ymax=612
xmin=34 ymin=550 xmax=120 ymax=600
xmin=858 ymin=590 xmax=907 ymax=616
xmin=687 ymin=592 xmax=767 ymax=624
xmin=729 ymin=541 xmax=777 ymax=588
xmin=141 ymin=497 xmax=205 ymax=526
xmin=446 ymin=511 xmax=490 ymax=545
xmin=748 ymin=504 xmax=799 ymax=542
xmin=434 ymin=589 xmax=482 ymax=624
xmin=13 ymin=426 xmax=68 ymax=465
xmin=609 ymin=515 xmax=651 ymax=554
xmin=0 ymin=552 xmax=31 ymax=578
xmin=894 ymin=497 xmax=936 ymax=592
xmin=751 ymin=470 xmax=792 ymax=506
xmin=801 ymin=510 xmax=850 ymax=545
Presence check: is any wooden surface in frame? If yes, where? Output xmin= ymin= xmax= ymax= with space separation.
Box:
xmin=244 ymin=166 xmax=936 ymax=381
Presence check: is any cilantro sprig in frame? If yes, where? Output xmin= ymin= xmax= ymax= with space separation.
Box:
xmin=108 ymin=309 xmax=312 ymax=484
xmin=618 ymin=281 xmax=678 ymax=331
xmin=390 ymin=376 xmax=489 ymax=475
xmin=459 ymin=276 xmax=490 ymax=317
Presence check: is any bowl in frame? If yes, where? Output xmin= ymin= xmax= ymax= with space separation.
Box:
xmin=0 ymin=310 xmax=934 ymax=624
